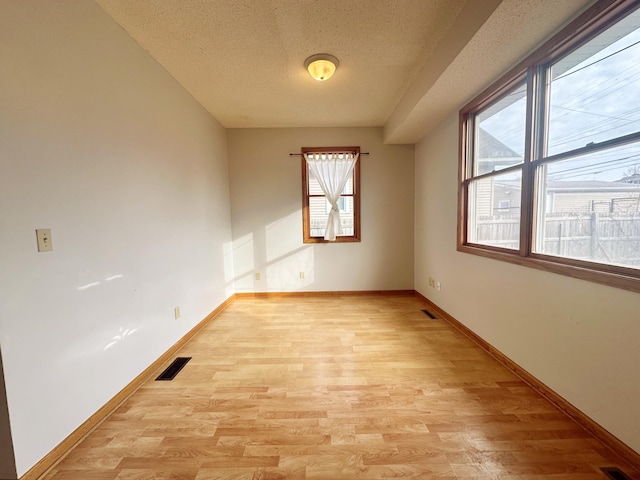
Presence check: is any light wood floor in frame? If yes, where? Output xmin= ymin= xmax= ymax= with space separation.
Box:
xmin=44 ymin=295 xmax=639 ymax=479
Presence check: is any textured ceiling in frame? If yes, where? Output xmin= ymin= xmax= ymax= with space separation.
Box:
xmin=95 ymin=0 xmax=594 ymax=142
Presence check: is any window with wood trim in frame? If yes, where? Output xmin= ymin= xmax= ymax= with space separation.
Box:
xmin=302 ymin=146 xmax=360 ymax=243
xmin=459 ymin=0 xmax=640 ymax=292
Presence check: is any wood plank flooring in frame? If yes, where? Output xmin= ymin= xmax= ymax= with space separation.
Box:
xmin=43 ymin=295 xmax=639 ymax=479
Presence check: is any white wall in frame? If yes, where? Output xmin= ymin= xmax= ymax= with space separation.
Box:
xmin=415 ymin=113 xmax=640 ymax=455
xmin=0 ymin=1 xmax=233 ymax=476
xmin=228 ymin=128 xmax=414 ymax=292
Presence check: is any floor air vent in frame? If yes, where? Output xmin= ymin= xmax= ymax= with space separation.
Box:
xmin=156 ymin=357 xmax=191 ymax=381
xmin=601 ymin=467 xmax=632 ymax=480
xmin=421 ymin=309 xmax=437 ymax=319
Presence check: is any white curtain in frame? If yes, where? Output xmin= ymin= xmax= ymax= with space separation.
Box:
xmin=304 ymin=151 xmax=359 ymax=241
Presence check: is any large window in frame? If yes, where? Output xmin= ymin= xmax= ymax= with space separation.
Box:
xmin=459 ymin=0 xmax=640 ymax=291
xmin=302 ymin=146 xmax=360 ymax=243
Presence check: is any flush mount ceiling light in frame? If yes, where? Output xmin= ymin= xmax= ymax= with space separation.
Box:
xmin=304 ymin=54 xmax=339 ymax=81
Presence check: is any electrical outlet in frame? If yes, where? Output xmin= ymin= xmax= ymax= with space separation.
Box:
xmin=174 ymin=306 xmax=181 ymax=320
xmin=36 ymin=229 xmax=53 ymax=252
xmin=436 ymin=281 xmax=441 ymax=292
xmin=299 ymin=271 xmax=305 ymax=279
xmin=255 ymin=272 xmax=260 ymax=280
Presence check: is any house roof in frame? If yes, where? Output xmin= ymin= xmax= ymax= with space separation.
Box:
xmin=490 ymin=180 xmax=640 ymax=193
xmin=547 ymin=180 xmax=640 ymax=192
xmin=478 ymin=128 xmax=520 ymax=159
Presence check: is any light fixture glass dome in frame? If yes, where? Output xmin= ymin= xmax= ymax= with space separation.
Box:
xmin=304 ymin=54 xmax=339 ymax=81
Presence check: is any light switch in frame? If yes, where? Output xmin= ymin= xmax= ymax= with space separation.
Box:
xmin=36 ymin=229 xmax=53 ymax=252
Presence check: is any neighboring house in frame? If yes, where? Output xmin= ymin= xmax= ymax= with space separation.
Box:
xmin=544 ymin=180 xmax=640 ymax=214
xmin=474 ymin=128 xmax=523 ymax=217
xmin=479 ymin=179 xmax=640 ymax=217
xmin=475 ymin=130 xmax=640 ymax=216
xmin=473 ymin=131 xmax=640 ymax=260
xmin=476 ymin=127 xmax=523 ymax=174
xmin=308 ymin=175 xmax=355 ymax=237
xmin=309 ymin=196 xmax=355 ymax=237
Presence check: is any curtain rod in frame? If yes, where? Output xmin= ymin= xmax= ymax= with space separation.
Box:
xmin=289 ymin=152 xmax=370 ymax=156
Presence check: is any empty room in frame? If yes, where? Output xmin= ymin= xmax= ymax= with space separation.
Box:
xmin=1 ymin=0 xmax=640 ymax=479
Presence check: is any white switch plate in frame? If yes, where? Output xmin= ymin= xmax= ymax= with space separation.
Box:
xmin=174 ymin=306 xmax=181 ymax=319
xmin=36 ymin=229 xmax=53 ymax=252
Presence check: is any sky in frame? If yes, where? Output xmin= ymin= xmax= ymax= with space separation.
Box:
xmin=478 ymin=8 xmax=640 ymax=184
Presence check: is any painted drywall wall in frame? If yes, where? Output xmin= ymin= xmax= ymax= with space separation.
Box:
xmin=227 ymin=128 xmax=414 ymax=292
xmin=415 ymin=112 xmax=640 ymax=454
xmin=0 ymin=1 xmax=233 ymax=475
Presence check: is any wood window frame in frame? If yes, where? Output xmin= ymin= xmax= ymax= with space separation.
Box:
xmin=458 ymin=0 xmax=640 ymax=294
xmin=302 ymin=146 xmax=361 ymax=244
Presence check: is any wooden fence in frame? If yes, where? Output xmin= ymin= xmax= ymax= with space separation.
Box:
xmin=476 ymin=212 xmax=640 ymax=266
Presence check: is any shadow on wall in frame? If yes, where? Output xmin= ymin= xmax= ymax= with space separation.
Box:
xmin=0 ymin=345 xmax=18 ymax=479
xmin=224 ymin=210 xmax=315 ymax=292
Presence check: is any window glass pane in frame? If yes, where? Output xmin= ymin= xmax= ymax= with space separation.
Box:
xmin=547 ymin=9 xmax=640 ymax=156
xmin=474 ymin=82 xmax=527 ymax=175
xmin=468 ymin=169 xmax=522 ymax=249
xmin=534 ymin=142 xmax=640 ymax=268
xmin=309 ymin=196 xmax=354 ymax=238
xmin=325 ymin=196 xmax=353 ymax=214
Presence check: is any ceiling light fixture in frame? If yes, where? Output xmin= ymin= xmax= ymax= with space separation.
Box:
xmin=304 ymin=54 xmax=339 ymax=81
